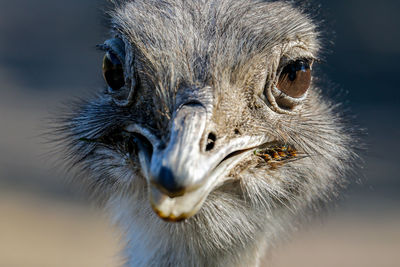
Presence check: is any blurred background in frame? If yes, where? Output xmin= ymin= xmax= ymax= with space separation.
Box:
xmin=0 ymin=0 xmax=399 ymax=266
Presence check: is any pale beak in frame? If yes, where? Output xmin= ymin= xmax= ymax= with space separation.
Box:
xmin=138 ymin=102 xmax=266 ymax=221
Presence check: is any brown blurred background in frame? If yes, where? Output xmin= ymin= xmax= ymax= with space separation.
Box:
xmin=0 ymin=0 xmax=399 ymax=266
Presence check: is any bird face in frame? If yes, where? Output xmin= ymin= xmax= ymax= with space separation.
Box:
xmin=62 ymin=1 xmax=352 ymax=223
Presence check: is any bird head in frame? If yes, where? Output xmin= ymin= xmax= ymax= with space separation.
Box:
xmin=59 ymin=0 xmax=353 ymax=223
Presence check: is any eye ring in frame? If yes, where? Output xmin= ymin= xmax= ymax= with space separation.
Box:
xmin=267 ymin=58 xmax=313 ymax=113
xmin=99 ymin=37 xmax=137 ymax=107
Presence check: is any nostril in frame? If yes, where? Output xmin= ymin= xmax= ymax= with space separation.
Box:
xmin=205 ymin=132 xmax=217 ymax=151
xmin=156 ymin=166 xmax=185 ymax=197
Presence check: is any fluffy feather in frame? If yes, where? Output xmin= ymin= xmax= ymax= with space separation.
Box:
xmin=53 ymin=0 xmax=357 ymax=266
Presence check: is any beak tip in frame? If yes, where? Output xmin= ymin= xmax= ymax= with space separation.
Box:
xmin=148 ymin=185 xmax=203 ymax=222
xmin=150 ymin=202 xmax=190 ymax=222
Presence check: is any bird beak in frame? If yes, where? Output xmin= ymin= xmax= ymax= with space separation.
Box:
xmin=148 ymin=103 xmax=214 ymax=221
xmin=126 ymin=103 xmax=265 ymax=222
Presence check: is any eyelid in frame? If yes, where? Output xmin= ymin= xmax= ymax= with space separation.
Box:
xmin=278 ymin=57 xmax=314 ymax=73
xmin=97 ymin=38 xmax=126 ymax=61
xmin=96 ymin=43 xmax=110 ymax=52
xmin=106 ymin=51 xmax=123 ymax=66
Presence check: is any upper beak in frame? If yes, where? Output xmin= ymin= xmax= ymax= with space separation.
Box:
xmin=149 ymin=103 xmax=209 ymax=197
xmin=127 ymin=103 xmax=267 ymax=221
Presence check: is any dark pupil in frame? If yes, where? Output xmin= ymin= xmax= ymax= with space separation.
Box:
xmin=103 ymin=52 xmax=125 ymax=90
xmin=282 ymin=60 xmax=310 ymax=81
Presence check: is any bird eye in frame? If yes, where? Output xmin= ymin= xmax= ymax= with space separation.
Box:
xmin=102 ymin=51 xmax=125 ymax=91
xmin=276 ymin=59 xmax=312 ymax=99
xmin=267 ymin=58 xmax=313 ymax=112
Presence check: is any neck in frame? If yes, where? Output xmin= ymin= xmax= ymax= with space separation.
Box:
xmin=107 ymin=193 xmax=282 ymax=267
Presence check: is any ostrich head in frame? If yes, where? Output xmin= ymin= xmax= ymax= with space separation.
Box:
xmin=57 ymin=0 xmax=354 ymax=265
